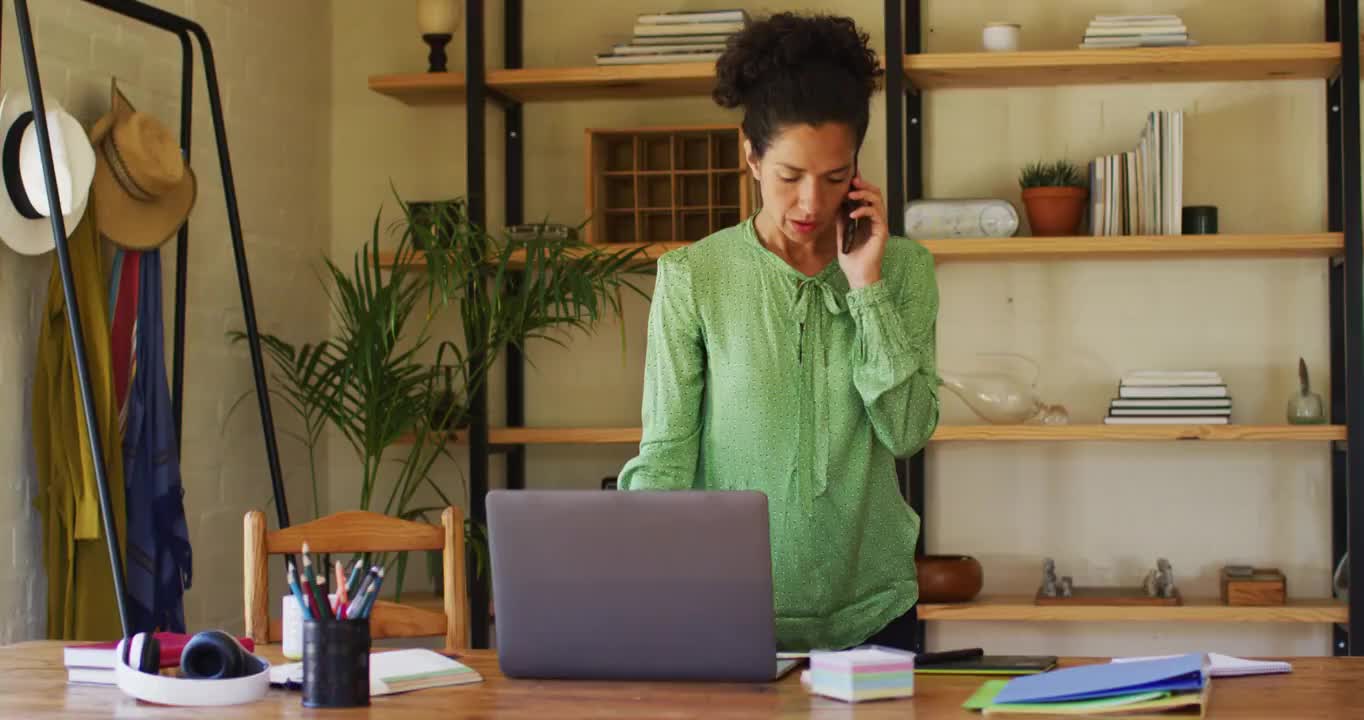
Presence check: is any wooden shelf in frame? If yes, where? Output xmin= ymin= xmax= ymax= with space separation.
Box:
xmin=368 ymin=72 xmax=467 ymax=104
xmin=394 ymin=424 xmax=1344 ymax=448
xmin=380 ymin=234 xmax=1341 ymax=270
xmin=488 ymin=64 xmax=717 ymax=102
xmin=923 ymin=233 xmax=1343 ymax=261
xmin=904 ymin=42 xmax=1341 ymax=90
xmin=918 ymin=595 xmax=1346 ymax=623
xmin=931 ymin=424 xmax=1345 ymax=442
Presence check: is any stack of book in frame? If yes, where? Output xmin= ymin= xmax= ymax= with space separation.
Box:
xmin=1079 ymin=14 xmax=1192 ymax=48
xmin=1105 ymin=370 xmax=1230 ymax=424
xmin=595 ymin=9 xmax=748 ymax=65
xmin=1088 ymin=109 xmax=1183 ymax=236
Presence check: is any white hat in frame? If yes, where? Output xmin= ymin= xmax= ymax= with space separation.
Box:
xmin=0 ymin=92 xmax=95 ymax=255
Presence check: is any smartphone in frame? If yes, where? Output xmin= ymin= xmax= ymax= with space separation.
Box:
xmin=840 ymin=196 xmax=865 ymax=254
xmin=840 ymin=161 xmax=866 ymax=253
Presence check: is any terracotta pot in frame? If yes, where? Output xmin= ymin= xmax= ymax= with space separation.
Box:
xmin=915 ymin=554 xmax=984 ymax=603
xmin=1021 ymin=186 xmax=1087 ymax=236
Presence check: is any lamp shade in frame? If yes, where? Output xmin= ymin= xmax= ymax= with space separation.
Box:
xmin=417 ymin=0 xmax=458 ymax=35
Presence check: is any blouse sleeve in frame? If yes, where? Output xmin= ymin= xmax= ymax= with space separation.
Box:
xmin=844 ymin=246 xmax=940 ymax=457
xmin=617 ymin=252 xmax=705 ymax=490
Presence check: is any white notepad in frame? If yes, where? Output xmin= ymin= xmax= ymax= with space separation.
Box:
xmin=269 ymin=649 xmax=482 ymax=695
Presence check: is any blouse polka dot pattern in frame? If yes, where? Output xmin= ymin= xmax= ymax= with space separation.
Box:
xmin=618 ymin=214 xmax=941 ymax=652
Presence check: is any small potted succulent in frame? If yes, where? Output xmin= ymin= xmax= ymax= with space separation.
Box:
xmin=1018 ymin=160 xmax=1087 ymax=236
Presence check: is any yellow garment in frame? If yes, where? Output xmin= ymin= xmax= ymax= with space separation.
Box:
xmin=32 ymin=195 xmax=127 ymax=641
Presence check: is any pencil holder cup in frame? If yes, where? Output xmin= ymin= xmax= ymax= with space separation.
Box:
xmin=302 ymin=617 xmax=371 ymax=708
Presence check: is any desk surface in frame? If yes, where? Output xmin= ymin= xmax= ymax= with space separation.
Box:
xmin=4 ymin=641 xmax=1364 ymax=718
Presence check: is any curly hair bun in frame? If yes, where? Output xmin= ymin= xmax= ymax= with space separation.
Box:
xmin=713 ymin=12 xmax=883 ymax=110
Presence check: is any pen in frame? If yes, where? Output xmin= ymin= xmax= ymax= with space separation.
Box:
xmin=286 ymin=560 xmax=312 ymax=620
xmin=916 ymin=647 xmax=984 ymax=665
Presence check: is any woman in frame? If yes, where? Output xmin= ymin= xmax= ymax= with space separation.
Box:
xmin=617 ymin=12 xmax=940 ymax=652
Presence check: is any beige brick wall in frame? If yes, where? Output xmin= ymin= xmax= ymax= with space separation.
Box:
xmin=0 ymin=0 xmax=331 ymax=639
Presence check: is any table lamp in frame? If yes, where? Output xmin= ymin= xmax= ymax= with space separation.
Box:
xmin=418 ymin=0 xmax=459 ymax=72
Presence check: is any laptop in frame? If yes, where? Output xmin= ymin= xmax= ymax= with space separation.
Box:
xmin=487 ymin=489 xmax=800 ymax=682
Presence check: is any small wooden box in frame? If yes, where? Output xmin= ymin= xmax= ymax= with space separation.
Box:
xmin=1220 ymin=567 xmax=1286 ymax=606
xmin=585 ymin=125 xmax=755 ymax=244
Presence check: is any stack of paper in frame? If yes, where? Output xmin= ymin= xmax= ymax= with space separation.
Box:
xmin=963 ymin=653 xmax=1208 ymax=716
xmin=805 ymin=646 xmax=916 ymax=703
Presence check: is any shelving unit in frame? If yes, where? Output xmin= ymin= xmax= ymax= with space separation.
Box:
xmin=368 ymin=1 xmax=1363 ymax=653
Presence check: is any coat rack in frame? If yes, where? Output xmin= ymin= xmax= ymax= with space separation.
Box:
xmin=12 ymin=0 xmax=291 ymax=637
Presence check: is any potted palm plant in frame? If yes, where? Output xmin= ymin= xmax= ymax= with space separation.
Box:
xmin=1019 ymin=159 xmax=1088 ymax=236
xmin=235 ymin=190 xmax=651 ymax=597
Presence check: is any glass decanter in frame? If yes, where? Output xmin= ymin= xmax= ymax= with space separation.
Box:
xmin=938 ymin=352 xmax=1069 ymax=425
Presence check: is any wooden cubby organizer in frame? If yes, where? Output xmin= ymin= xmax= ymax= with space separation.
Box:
xmin=369 ymin=1 xmax=1363 ymax=654
xmin=586 ymin=126 xmax=752 ymax=244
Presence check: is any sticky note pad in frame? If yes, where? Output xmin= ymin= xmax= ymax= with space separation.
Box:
xmin=807 ymin=645 xmax=916 ymax=703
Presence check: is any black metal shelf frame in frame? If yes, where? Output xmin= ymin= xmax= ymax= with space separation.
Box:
xmin=457 ymin=1 xmax=1363 ymax=653
xmin=890 ymin=0 xmax=1362 ymax=656
xmin=14 ymin=0 xmax=290 ymax=637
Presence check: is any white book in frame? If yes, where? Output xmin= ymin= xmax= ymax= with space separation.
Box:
xmin=637 ymin=10 xmax=748 ymax=25
xmin=631 ymin=34 xmax=734 ymax=45
xmin=596 ymin=51 xmax=721 ymax=65
xmin=1104 ymin=415 xmax=1230 ymax=424
xmin=1110 ymin=398 xmax=1231 ymax=408
xmin=1113 ymin=653 xmax=1290 ymax=677
xmin=1118 ymin=385 xmax=1228 ymax=398
xmin=1126 ymin=370 xmax=1222 ymax=378
xmin=1109 ymin=408 xmax=1231 ymax=416
xmin=633 ymin=21 xmax=745 ymax=36
xmin=1084 ymin=26 xmax=1187 ymax=37
xmin=612 ymin=42 xmax=727 ymax=55
xmin=67 ymin=667 xmax=116 ymax=685
xmin=1122 ymin=377 xmax=1224 ymax=387
xmin=1094 ymin=14 xmax=1182 ymax=22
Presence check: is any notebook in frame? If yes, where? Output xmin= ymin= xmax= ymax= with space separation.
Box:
xmin=990 ymin=653 xmax=1206 ymax=705
xmin=269 ymin=649 xmax=482 ymax=695
xmin=1112 ymin=652 xmax=1291 ymax=677
xmin=964 ymin=679 xmax=1207 ymax=716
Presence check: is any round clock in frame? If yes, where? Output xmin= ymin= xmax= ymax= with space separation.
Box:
xmin=904 ymin=198 xmax=1020 ymax=240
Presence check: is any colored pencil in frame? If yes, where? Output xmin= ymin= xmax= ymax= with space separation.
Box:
xmin=286 ymin=560 xmax=312 ymax=620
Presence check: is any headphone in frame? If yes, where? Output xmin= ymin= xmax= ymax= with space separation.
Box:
xmin=114 ymin=630 xmax=271 ymax=706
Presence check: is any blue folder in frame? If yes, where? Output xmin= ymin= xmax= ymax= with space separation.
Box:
xmin=991 ymin=653 xmax=1206 ymax=705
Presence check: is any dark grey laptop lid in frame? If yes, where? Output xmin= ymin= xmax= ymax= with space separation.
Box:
xmin=487 ymin=489 xmax=777 ymax=682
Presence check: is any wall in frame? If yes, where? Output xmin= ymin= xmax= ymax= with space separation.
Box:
xmin=335 ymin=0 xmax=1345 ymax=656
xmin=0 ymin=0 xmax=331 ymax=639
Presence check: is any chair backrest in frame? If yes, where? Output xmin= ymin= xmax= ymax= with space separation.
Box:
xmin=243 ymin=507 xmax=469 ymax=650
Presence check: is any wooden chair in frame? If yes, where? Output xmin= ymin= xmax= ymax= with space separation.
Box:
xmin=243 ymin=507 xmax=469 ymax=650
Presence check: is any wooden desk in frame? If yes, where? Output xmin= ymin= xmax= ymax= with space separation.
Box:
xmin=4 ymin=641 xmax=1364 ymax=718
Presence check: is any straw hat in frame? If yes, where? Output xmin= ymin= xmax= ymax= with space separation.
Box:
xmin=0 ymin=93 xmax=95 ymax=255
xmin=90 ymin=80 xmax=195 ymax=250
